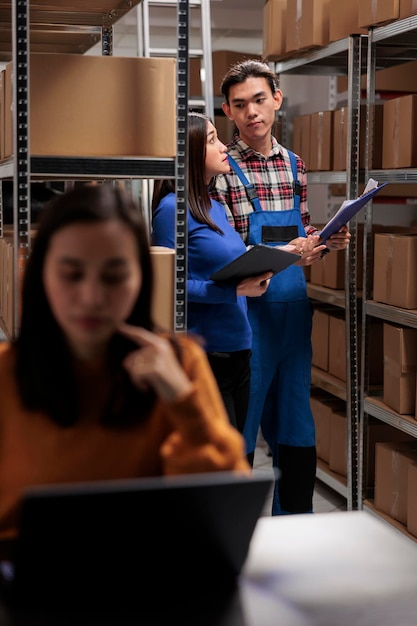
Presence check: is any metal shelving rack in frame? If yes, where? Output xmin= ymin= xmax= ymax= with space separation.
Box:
xmin=1 ymin=0 xmax=189 ymax=338
xmin=276 ymin=34 xmax=367 ymax=508
xmin=361 ymin=14 xmax=417 ymax=529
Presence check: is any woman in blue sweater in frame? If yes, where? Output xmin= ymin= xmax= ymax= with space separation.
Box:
xmin=151 ymin=112 xmax=272 ymax=434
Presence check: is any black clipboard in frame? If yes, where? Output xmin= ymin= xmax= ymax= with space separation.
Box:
xmin=319 ymin=182 xmax=389 ymax=244
xmin=210 ymin=244 xmax=300 ymax=282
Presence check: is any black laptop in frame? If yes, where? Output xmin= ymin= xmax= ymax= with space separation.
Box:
xmin=0 ymin=472 xmax=272 ymax=612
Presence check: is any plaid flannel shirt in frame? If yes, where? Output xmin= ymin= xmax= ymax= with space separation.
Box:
xmin=211 ymin=135 xmax=317 ymax=244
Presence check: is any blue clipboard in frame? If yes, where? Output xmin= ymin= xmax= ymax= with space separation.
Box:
xmin=318 ymin=182 xmax=389 ymax=244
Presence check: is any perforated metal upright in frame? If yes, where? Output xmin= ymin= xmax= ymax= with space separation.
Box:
xmin=275 ymin=34 xmax=367 ymax=510
xmin=344 ymin=35 xmax=364 ymax=511
xmin=174 ymin=0 xmax=190 ymax=332
xmin=12 ymin=0 xmax=31 ymax=338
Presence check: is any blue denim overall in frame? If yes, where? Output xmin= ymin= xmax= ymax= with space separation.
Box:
xmin=228 ymin=151 xmax=316 ymax=515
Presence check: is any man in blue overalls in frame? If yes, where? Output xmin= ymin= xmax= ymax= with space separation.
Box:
xmin=212 ymin=60 xmax=351 ymax=515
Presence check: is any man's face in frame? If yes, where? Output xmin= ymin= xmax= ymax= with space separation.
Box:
xmin=222 ymin=76 xmax=282 ymax=147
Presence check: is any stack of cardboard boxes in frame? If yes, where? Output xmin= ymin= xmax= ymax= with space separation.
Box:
xmin=263 ymin=0 xmax=417 ymax=61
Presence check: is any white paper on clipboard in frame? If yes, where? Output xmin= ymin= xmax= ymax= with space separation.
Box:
xmin=318 ymin=180 xmax=389 ymax=244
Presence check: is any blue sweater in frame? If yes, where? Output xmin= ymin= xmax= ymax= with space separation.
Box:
xmin=152 ymin=193 xmax=252 ymax=352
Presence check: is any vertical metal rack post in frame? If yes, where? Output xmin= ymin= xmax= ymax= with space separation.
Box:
xmin=344 ymin=34 xmax=363 ymax=511
xmin=12 ymin=0 xmax=31 ymax=338
xmin=275 ymin=34 xmax=367 ymax=509
xmin=174 ymin=0 xmax=189 ymax=332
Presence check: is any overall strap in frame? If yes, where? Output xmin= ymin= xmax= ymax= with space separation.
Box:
xmin=227 ymin=153 xmax=263 ymax=212
xmin=228 ymin=151 xmax=302 ymax=212
xmin=288 ymin=149 xmax=301 ymax=210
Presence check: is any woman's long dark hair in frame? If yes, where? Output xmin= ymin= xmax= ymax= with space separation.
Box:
xmin=14 ymin=184 xmax=161 ymax=427
xmin=152 ymin=112 xmax=223 ymax=235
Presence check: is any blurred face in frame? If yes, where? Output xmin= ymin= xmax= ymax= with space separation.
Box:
xmin=204 ymin=121 xmax=230 ymax=183
xmin=222 ymin=76 xmax=282 ymax=148
xmin=43 ymin=220 xmax=142 ymax=361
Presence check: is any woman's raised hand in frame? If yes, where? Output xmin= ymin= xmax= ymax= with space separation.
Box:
xmin=119 ymin=323 xmax=193 ymax=403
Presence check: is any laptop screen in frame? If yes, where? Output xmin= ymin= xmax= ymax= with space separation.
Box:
xmin=1 ymin=472 xmax=272 ymax=611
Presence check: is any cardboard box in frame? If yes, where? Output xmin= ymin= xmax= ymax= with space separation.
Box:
xmin=292 ymin=115 xmax=302 ymax=157
xmin=214 ymin=114 xmax=236 ymax=145
xmin=317 ymin=404 xmax=402 ymax=479
xmin=263 ymin=0 xmax=287 ymax=60
xmin=337 ymin=59 xmax=417 ymax=93
xmin=382 ymin=94 xmax=417 ymax=169
xmin=328 ymin=0 xmax=367 ymax=42
xmin=216 ymin=51 xmax=262 ymax=96
xmin=322 ymin=249 xmax=346 ymax=290
xmin=190 ymin=51 xmax=261 ymax=98
xmin=373 ymin=233 xmax=417 ymax=309
xmin=189 ymin=57 xmax=203 ymax=98
xmin=291 ymin=114 xmax=311 ymax=168
xmin=400 ymin=0 xmax=417 ymax=18
xmin=374 ymin=441 xmax=417 ymax=524
xmin=0 ymin=69 xmax=4 ymax=161
xmin=4 ymin=62 xmax=12 ymax=160
xmin=150 ymin=247 xmax=175 ymax=331
xmin=328 ymin=409 xmax=348 ymax=476
xmin=310 ymin=223 xmax=364 ymax=290
xmin=311 ymin=308 xmax=330 ymax=371
xmin=366 ymin=420 xmax=415 ymax=488
xmin=309 ymin=111 xmax=333 ymax=171
xmin=0 ymin=230 xmax=37 ymax=337
xmin=285 ymin=0 xmax=330 ymax=54
xmin=310 ymin=391 xmax=345 ymax=463
xmin=328 ymin=313 xmax=383 ymax=384
xmin=310 ymin=249 xmax=347 ymax=290
xmin=358 ymin=0 xmax=400 ymax=28
xmin=1 ymin=238 xmax=13 ymax=337
xmin=4 ymin=54 xmax=177 ymax=158
xmin=407 ymin=462 xmax=417 ymax=537
xmin=383 ymin=323 xmax=417 ymax=415
xmin=300 ymin=114 xmax=311 ymax=170
xmin=332 ymin=105 xmax=383 ymax=170
xmin=214 ymin=51 xmax=262 ymax=96
xmin=328 ymin=312 xmax=346 ymax=381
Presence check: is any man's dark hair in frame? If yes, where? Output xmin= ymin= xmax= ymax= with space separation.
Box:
xmin=221 ymin=60 xmax=280 ymax=104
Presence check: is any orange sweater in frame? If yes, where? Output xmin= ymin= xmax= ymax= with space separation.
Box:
xmin=0 ymin=337 xmax=249 ymax=539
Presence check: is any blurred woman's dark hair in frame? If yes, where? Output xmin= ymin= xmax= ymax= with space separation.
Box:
xmin=15 ymin=183 xmax=159 ymax=427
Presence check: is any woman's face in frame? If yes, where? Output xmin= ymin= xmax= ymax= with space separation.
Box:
xmin=43 ymin=220 xmax=142 ymax=361
xmin=204 ymin=121 xmax=231 ymax=183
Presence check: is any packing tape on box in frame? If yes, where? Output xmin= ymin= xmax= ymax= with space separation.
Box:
xmin=371 ymin=0 xmax=377 ymax=22
xmin=384 ymin=355 xmax=417 ymax=378
xmin=295 ymin=0 xmax=302 ymax=48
